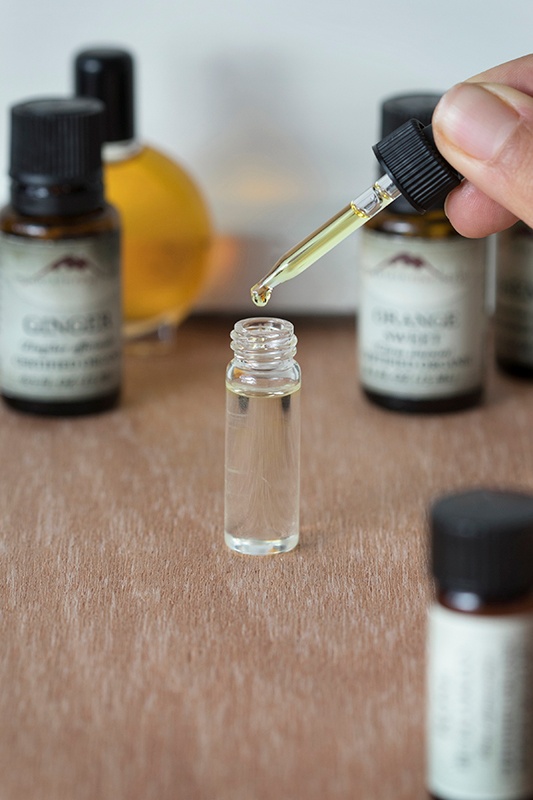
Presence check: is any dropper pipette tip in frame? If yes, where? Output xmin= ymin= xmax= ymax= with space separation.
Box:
xmin=250 ymin=283 xmax=272 ymax=307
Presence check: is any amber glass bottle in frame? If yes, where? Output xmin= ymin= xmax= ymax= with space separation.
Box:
xmin=0 ymin=98 xmax=121 ymax=416
xmin=358 ymin=95 xmax=487 ymax=413
xmin=427 ymin=489 xmax=533 ymax=800
xmin=75 ymin=48 xmax=212 ymax=348
xmin=495 ymin=220 xmax=533 ymax=378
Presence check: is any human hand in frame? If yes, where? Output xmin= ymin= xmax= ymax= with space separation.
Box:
xmin=432 ymin=53 xmax=533 ymax=237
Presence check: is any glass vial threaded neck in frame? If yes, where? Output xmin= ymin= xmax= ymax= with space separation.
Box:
xmin=230 ymin=318 xmax=297 ymax=369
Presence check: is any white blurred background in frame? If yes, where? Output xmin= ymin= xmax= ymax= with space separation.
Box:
xmin=0 ymin=0 xmax=531 ymax=314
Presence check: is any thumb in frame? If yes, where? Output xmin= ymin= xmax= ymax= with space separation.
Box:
xmin=433 ymin=81 xmax=533 ymax=227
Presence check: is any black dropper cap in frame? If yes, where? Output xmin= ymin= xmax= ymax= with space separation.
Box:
xmin=431 ymin=489 xmax=533 ymax=601
xmin=9 ymin=97 xmax=105 ymax=216
xmin=373 ymin=119 xmax=462 ymax=213
xmin=377 ymin=94 xmax=443 ymax=213
xmin=74 ymin=48 xmax=135 ymax=143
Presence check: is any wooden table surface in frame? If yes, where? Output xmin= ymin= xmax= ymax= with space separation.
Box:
xmin=2 ymin=315 xmax=533 ymax=800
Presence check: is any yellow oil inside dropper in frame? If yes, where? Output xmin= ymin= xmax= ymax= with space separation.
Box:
xmin=250 ymin=173 xmax=401 ymax=307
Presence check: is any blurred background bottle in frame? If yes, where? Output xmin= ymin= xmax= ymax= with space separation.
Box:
xmin=75 ymin=47 xmax=213 ymax=351
xmin=358 ymin=93 xmax=488 ymax=413
xmin=427 ymin=488 xmax=533 ymax=800
xmin=495 ymin=221 xmax=533 ymax=378
xmin=0 ymin=97 xmax=122 ymax=415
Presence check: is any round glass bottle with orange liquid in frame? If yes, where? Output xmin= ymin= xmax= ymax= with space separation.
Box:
xmin=75 ymin=47 xmax=212 ymax=349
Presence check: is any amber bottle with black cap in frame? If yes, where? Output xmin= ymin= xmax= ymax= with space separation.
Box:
xmin=0 ymin=97 xmax=121 ymax=415
xmin=358 ymin=94 xmax=488 ymax=413
xmin=427 ymin=489 xmax=533 ymax=800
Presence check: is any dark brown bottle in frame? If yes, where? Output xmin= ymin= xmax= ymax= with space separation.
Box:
xmin=427 ymin=489 xmax=533 ymax=800
xmin=0 ymin=97 xmax=122 ymax=415
xmin=358 ymin=94 xmax=487 ymax=413
xmin=495 ymin=220 xmax=533 ymax=378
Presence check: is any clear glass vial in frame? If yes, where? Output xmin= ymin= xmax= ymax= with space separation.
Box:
xmin=224 ymin=318 xmax=301 ymax=555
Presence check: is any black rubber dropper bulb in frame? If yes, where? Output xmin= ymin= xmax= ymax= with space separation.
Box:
xmin=373 ymin=119 xmax=462 ymax=212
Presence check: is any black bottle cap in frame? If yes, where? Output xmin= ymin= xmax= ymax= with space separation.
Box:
xmin=9 ymin=97 xmax=105 ymax=216
xmin=373 ymin=119 xmax=462 ymax=213
xmin=378 ymin=94 xmax=442 ymax=213
xmin=74 ymin=47 xmax=135 ymax=142
xmin=431 ymin=489 xmax=533 ymax=600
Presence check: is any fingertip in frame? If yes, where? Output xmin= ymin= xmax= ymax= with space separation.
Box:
xmin=443 ymin=182 xmax=518 ymax=238
xmin=433 ymin=82 xmax=520 ymax=162
xmin=434 ymin=79 xmax=533 ymax=227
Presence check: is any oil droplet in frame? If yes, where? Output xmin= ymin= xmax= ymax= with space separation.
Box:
xmin=250 ymin=284 xmax=272 ymax=307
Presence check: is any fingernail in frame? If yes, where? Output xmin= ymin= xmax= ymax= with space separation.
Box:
xmin=435 ymin=82 xmax=520 ymax=161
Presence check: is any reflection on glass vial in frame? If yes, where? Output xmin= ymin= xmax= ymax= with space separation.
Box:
xmin=224 ymin=318 xmax=301 ymax=555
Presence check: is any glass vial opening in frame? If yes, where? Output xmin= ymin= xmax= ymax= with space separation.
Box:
xmin=230 ymin=317 xmax=297 ymax=368
xmin=224 ymin=317 xmax=301 ymax=555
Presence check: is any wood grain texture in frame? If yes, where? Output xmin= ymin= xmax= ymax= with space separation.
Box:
xmin=1 ymin=316 xmax=533 ymax=800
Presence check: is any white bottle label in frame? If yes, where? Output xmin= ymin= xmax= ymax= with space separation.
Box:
xmin=427 ymin=604 xmax=533 ymax=800
xmin=358 ymin=232 xmax=487 ymax=398
xmin=496 ymin=227 xmax=533 ymax=365
xmin=0 ymin=233 xmax=121 ymax=401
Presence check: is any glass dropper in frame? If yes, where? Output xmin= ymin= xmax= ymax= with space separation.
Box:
xmin=251 ymin=120 xmax=462 ymax=307
xmin=251 ymin=174 xmax=400 ymax=306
